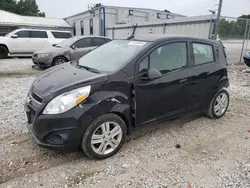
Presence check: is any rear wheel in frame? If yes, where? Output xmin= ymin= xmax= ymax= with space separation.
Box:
xmin=52 ymin=56 xmax=68 ymax=66
xmin=206 ymin=89 xmax=230 ymax=119
xmin=0 ymin=46 xmax=8 ymax=59
xmin=81 ymin=114 xmax=127 ymax=160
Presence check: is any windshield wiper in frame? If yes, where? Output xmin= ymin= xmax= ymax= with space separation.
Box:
xmin=77 ymin=64 xmax=100 ymax=73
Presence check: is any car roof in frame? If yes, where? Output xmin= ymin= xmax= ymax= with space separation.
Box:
xmin=131 ymin=34 xmax=219 ymax=45
xmin=16 ymin=28 xmax=71 ymax=33
xmin=73 ymin=36 xmax=111 ymax=40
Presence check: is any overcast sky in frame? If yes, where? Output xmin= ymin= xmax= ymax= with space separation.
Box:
xmin=36 ymin=0 xmax=250 ymax=18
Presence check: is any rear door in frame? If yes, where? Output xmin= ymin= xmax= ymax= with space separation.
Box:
xmin=30 ymin=30 xmax=50 ymax=51
xmin=187 ymin=41 xmax=218 ymax=111
xmin=9 ymin=30 xmax=32 ymax=53
xmin=70 ymin=38 xmax=92 ymax=60
xmin=134 ymin=40 xmax=193 ymax=126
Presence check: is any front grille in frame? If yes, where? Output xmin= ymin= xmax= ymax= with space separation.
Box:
xmin=31 ymin=92 xmax=43 ymax=103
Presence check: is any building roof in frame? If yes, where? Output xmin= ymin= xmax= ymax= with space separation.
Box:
xmin=65 ymin=4 xmax=185 ymax=19
xmin=0 ymin=10 xmax=72 ymax=28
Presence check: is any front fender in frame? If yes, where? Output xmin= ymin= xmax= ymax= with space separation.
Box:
xmin=79 ymin=86 xmax=132 ymax=134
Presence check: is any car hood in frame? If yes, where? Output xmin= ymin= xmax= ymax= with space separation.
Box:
xmin=34 ymin=46 xmax=70 ymax=54
xmin=32 ymin=63 xmax=109 ymax=101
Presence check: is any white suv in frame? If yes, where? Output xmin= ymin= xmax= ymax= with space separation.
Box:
xmin=0 ymin=29 xmax=72 ymax=58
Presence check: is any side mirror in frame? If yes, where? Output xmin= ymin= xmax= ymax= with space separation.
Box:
xmin=147 ymin=68 xmax=162 ymax=80
xmin=71 ymin=45 xmax=76 ymax=50
xmin=11 ymin=34 xmax=18 ymax=39
xmin=52 ymin=44 xmax=57 ymax=47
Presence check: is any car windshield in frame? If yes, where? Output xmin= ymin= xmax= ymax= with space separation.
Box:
xmin=78 ymin=40 xmax=150 ymax=72
xmin=55 ymin=37 xmax=79 ymax=47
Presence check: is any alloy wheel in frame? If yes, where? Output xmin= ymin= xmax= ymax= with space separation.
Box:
xmin=55 ymin=58 xmax=66 ymax=65
xmin=91 ymin=122 xmax=122 ymax=155
xmin=213 ymin=92 xmax=229 ymax=116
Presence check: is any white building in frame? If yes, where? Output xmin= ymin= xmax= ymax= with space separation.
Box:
xmin=0 ymin=10 xmax=72 ymax=36
xmin=65 ymin=4 xmax=186 ymax=37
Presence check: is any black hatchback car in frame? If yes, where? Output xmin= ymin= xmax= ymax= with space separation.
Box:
xmin=25 ymin=35 xmax=229 ymax=159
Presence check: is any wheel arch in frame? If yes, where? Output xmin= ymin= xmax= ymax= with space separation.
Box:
xmin=0 ymin=44 xmax=9 ymax=53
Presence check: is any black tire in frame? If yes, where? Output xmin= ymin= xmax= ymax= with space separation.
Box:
xmin=0 ymin=46 xmax=8 ymax=59
xmin=206 ymin=89 xmax=230 ymax=119
xmin=81 ymin=114 xmax=127 ymax=160
xmin=52 ymin=56 xmax=68 ymax=66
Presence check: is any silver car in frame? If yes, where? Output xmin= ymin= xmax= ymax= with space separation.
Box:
xmin=32 ymin=36 xmax=111 ymax=68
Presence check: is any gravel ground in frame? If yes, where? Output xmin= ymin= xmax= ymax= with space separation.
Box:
xmin=0 ymin=58 xmax=33 ymax=72
xmin=0 ymin=58 xmax=250 ymax=188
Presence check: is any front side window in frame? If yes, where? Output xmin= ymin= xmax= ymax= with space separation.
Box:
xmin=73 ymin=38 xmax=91 ymax=49
xmin=15 ymin=30 xmax=30 ymax=38
xmin=139 ymin=42 xmax=187 ymax=75
xmin=31 ymin=31 xmax=48 ymax=38
xmin=78 ymin=40 xmax=150 ymax=72
xmin=193 ymin=43 xmax=215 ymax=65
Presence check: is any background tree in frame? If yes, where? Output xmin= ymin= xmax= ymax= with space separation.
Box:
xmin=0 ymin=0 xmax=45 ymax=17
xmin=218 ymin=14 xmax=250 ymax=39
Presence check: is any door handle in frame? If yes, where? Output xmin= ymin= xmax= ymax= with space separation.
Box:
xmin=179 ymin=79 xmax=187 ymax=84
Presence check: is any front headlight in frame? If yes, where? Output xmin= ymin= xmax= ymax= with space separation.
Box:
xmin=43 ymin=86 xmax=91 ymax=114
xmin=38 ymin=53 xmax=50 ymax=58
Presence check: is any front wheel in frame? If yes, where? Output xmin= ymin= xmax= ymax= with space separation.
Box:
xmin=206 ymin=89 xmax=230 ymax=119
xmin=0 ymin=46 xmax=8 ymax=59
xmin=52 ymin=56 xmax=68 ymax=66
xmin=81 ymin=114 xmax=127 ymax=160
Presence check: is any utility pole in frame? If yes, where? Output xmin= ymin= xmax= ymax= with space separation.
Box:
xmin=214 ymin=0 xmax=223 ymax=40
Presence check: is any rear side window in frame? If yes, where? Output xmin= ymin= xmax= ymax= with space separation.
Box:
xmin=31 ymin=31 xmax=48 ymax=38
xmin=52 ymin=32 xmax=72 ymax=39
xmin=193 ymin=43 xmax=215 ymax=65
xmin=74 ymin=38 xmax=92 ymax=48
xmin=92 ymin=38 xmax=107 ymax=46
xmin=15 ymin=30 xmax=30 ymax=38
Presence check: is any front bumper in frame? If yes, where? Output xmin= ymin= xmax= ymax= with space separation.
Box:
xmin=24 ymin=97 xmax=94 ymax=152
xmin=32 ymin=55 xmax=53 ymax=68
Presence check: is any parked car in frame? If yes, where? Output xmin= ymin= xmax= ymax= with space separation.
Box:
xmin=0 ymin=29 xmax=72 ymax=58
xmin=32 ymin=36 xmax=111 ymax=68
xmin=25 ymin=35 xmax=229 ymax=160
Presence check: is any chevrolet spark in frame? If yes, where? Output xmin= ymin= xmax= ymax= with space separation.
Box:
xmin=25 ymin=35 xmax=229 ymax=159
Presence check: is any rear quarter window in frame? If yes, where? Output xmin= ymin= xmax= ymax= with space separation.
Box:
xmin=51 ymin=32 xmax=72 ymax=39
xmin=192 ymin=43 xmax=215 ymax=65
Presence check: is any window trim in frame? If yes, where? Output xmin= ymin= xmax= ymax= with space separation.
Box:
xmin=191 ymin=42 xmax=216 ymax=67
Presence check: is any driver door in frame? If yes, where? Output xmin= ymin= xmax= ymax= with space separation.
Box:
xmin=134 ymin=41 xmax=192 ymax=126
xmin=70 ymin=38 xmax=94 ymax=60
xmin=9 ymin=30 xmax=32 ymax=53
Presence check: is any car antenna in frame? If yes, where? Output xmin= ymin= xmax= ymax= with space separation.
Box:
xmin=127 ymin=24 xmax=138 ymax=40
